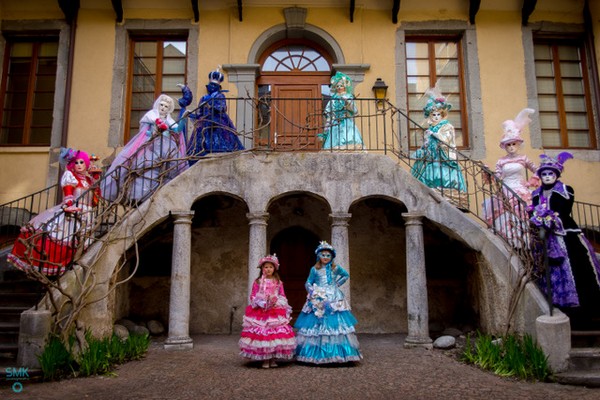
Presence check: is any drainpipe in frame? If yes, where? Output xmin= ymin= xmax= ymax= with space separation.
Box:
xmin=54 ymin=0 xmax=78 ymax=203
xmin=60 ymin=2 xmax=78 ymax=150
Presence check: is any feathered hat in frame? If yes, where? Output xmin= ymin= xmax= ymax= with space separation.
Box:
xmin=208 ymin=66 xmax=224 ymax=85
xmin=423 ymin=81 xmax=451 ymax=117
xmin=536 ymin=152 xmax=573 ymax=178
xmin=315 ymin=240 xmax=336 ymax=258
xmin=499 ymin=108 xmax=535 ymax=149
xmin=257 ymin=254 xmax=279 ymax=270
xmin=330 ymin=72 xmax=354 ymax=95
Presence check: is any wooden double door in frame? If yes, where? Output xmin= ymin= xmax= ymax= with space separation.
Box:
xmin=258 ymin=74 xmax=330 ymax=151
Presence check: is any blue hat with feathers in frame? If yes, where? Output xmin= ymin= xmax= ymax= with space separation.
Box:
xmin=315 ymin=240 xmax=336 ymax=258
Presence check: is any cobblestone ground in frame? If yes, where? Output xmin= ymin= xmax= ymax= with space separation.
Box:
xmin=1 ymin=334 xmax=599 ymax=400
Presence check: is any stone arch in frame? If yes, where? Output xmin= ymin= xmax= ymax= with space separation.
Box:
xmin=248 ymin=23 xmax=345 ymax=65
xmin=266 ymin=191 xmax=331 ymax=316
xmin=72 ymin=151 xmax=548 ymax=337
xmin=189 ymin=193 xmax=250 ymax=333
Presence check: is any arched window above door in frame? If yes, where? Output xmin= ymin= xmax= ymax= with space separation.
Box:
xmin=261 ymin=44 xmax=330 ymax=72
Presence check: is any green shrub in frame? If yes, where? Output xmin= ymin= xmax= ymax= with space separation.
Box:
xmin=37 ymin=335 xmax=75 ymax=381
xmin=38 ymin=331 xmax=151 ymax=381
xmin=124 ymin=333 xmax=151 ymax=360
xmin=77 ymin=332 xmax=112 ymax=377
xmin=461 ymin=331 xmax=551 ymax=381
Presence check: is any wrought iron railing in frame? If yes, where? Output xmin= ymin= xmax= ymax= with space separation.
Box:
xmin=1 ymin=96 xmax=598 ymax=285
xmin=0 ymin=185 xmax=59 ymax=248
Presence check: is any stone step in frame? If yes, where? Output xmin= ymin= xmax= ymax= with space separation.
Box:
xmin=0 ymin=292 xmax=41 ymax=307
xmin=0 ymin=321 xmax=19 ymax=333
xmin=572 ymin=330 xmax=600 ymax=348
xmin=568 ymin=347 xmax=600 ymax=371
xmin=0 ymin=279 xmax=44 ymax=294
xmin=0 ymin=306 xmax=29 ymax=324
xmin=0 ymin=343 xmax=18 ymax=359
xmin=554 ymin=370 xmax=600 ymax=387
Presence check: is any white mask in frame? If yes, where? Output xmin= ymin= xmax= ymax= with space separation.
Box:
xmin=540 ymin=170 xmax=557 ymax=186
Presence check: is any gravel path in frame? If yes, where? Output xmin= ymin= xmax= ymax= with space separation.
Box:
xmin=1 ymin=334 xmax=598 ymax=399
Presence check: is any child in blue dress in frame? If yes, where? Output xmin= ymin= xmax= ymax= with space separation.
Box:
xmin=294 ymin=241 xmax=362 ymax=364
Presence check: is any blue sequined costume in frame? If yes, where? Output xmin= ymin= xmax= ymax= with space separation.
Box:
xmin=294 ymin=264 xmax=362 ymax=364
xmin=187 ymin=72 xmax=244 ymax=164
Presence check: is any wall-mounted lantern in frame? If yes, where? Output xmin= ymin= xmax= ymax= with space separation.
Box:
xmin=372 ymin=78 xmax=388 ymax=110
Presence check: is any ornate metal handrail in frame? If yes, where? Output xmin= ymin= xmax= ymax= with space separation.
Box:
xmin=2 ymin=96 xmax=597 ymax=283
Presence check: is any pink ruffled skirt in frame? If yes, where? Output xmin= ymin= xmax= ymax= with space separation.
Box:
xmin=239 ymin=305 xmax=296 ymax=361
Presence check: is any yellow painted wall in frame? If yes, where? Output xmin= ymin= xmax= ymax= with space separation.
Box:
xmin=0 ymin=149 xmax=50 ymax=204
xmin=67 ymin=9 xmax=116 ymax=159
xmin=476 ymin=11 xmax=532 ymax=164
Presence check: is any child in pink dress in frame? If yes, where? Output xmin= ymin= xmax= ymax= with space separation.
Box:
xmin=239 ymin=254 xmax=296 ymax=368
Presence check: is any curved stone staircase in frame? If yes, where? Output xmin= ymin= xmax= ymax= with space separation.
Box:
xmin=0 ymin=98 xmax=599 ymax=385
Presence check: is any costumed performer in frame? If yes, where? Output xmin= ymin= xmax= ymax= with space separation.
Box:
xmin=484 ymin=108 xmax=539 ymax=245
xmin=8 ymin=148 xmax=101 ymax=276
xmin=529 ymin=152 xmax=600 ymax=326
xmin=318 ymin=72 xmax=364 ymax=150
xmin=294 ymin=241 xmax=362 ymax=364
xmin=102 ymin=84 xmax=192 ymax=203
xmin=239 ymin=254 xmax=296 ymax=369
xmin=187 ymin=67 xmax=244 ymax=164
xmin=410 ymin=83 xmax=467 ymax=205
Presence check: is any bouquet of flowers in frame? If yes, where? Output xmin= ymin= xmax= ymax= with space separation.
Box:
xmin=308 ymin=284 xmax=330 ymax=318
xmin=528 ymin=202 xmax=565 ymax=235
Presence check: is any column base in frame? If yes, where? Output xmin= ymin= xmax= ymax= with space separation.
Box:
xmin=536 ymin=313 xmax=570 ymax=373
xmin=404 ymin=335 xmax=433 ymax=350
xmin=164 ymin=336 xmax=194 ymax=350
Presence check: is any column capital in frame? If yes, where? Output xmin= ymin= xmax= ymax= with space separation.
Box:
xmin=246 ymin=212 xmax=269 ymax=225
xmin=170 ymin=210 xmax=195 ymax=224
xmin=329 ymin=212 xmax=352 ymax=226
xmin=402 ymin=212 xmax=424 ymax=226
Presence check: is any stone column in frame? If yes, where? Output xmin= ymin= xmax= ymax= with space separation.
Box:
xmin=246 ymin=212 xmax=269 ymax=301
xmin=402 ymin=212 xmax=432 ymax=349
xmin=164 ymin=210 xmax=195 ymax=350
xmin=221 ymin=64 xmax=260 ymax=149
xmin=330 ymin=212 xmax=352 ymax=303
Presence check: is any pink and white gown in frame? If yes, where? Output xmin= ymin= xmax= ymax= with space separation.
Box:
xmin=239 ymin=277 xmax=296 ymax=361
xmin=485 ymin=154 xmax=537 ymax=245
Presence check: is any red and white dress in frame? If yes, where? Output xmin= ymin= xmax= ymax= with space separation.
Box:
xmin=8 ymin=170 xmax=100 ymax=276
xmin=239 ymin=277 xmax=296 ymax=361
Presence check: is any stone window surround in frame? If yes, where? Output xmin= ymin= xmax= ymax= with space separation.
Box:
xmin=396 ymin=21 xmax=485 ymax=159
xmin=523 ymin=22 xmax=600 ymax=162
xmin=108 ymin=20 xmax=199 ymax=150
xmin=0 ymin=19 xmax=71 ymax=188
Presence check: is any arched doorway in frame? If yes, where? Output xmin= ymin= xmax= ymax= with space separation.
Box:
xmin=270 ymin=226 xmax=320 ymax=320
xmin=257 ymin=39 xmax=333 ymax=150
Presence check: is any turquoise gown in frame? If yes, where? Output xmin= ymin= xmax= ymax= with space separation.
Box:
xmin=294 ymin=264 xmax=362 ymax=364
xmin=320 ymin=95 xmax=364 ymax=149
xmin=411 ymin=120 xmax=466 ymax=191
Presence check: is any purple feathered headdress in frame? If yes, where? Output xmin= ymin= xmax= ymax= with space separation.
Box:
xmin=536 ymin=152 xmax=573 ymax=178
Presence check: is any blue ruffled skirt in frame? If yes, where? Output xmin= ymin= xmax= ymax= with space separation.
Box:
xmin=294 ymin=309 xmax=362 ymax=364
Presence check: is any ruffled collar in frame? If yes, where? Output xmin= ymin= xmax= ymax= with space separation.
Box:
xmin=532 ymin=180 xmax=570 ymax=200
xmin=428 ymin=120 xmax=449 ymax=133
